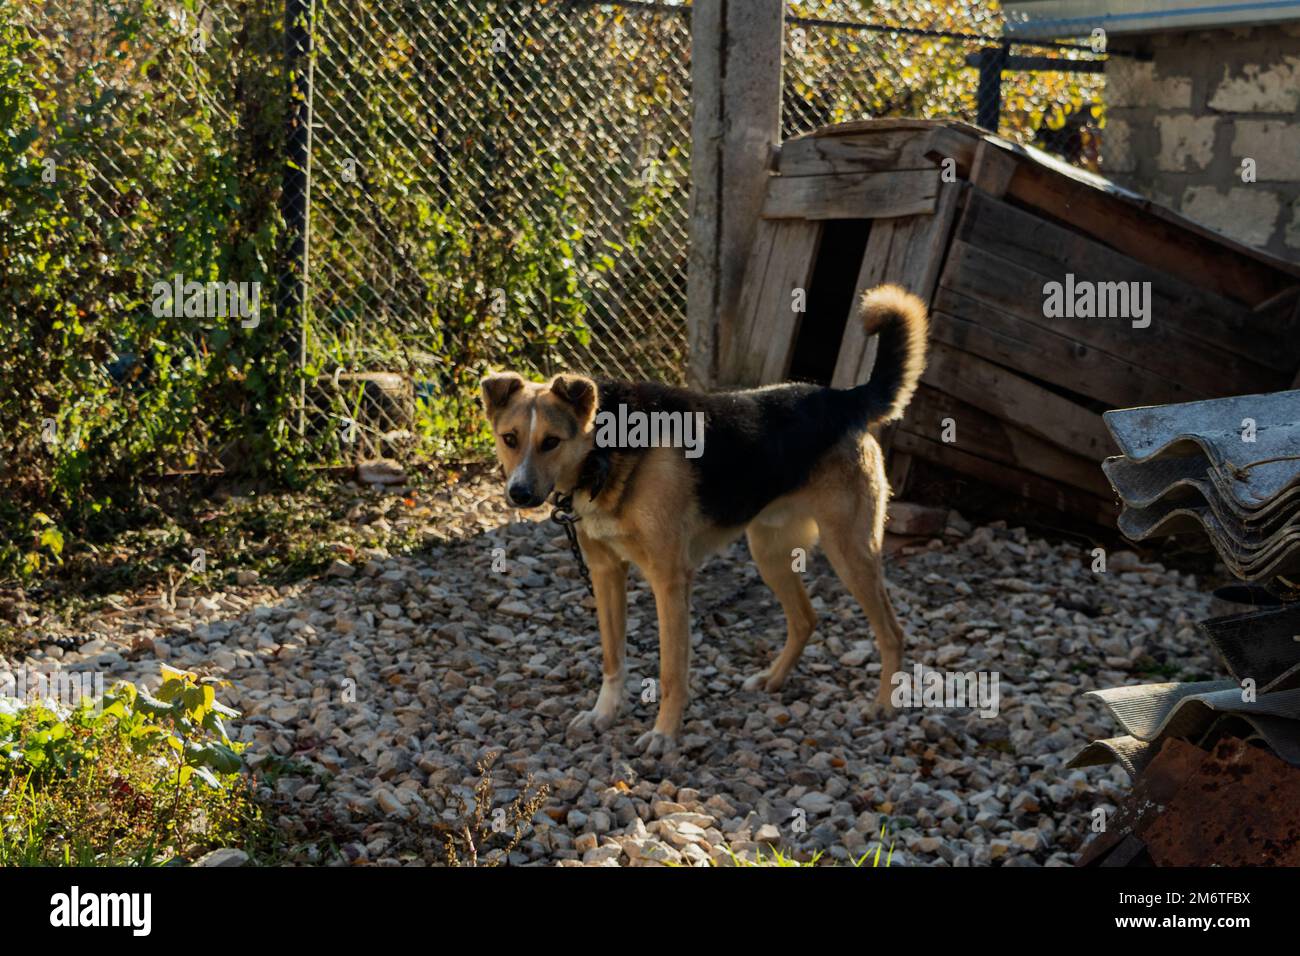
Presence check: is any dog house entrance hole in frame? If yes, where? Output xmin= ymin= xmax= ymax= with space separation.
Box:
xmin=786 ymin=218 xmax=872 ymax=385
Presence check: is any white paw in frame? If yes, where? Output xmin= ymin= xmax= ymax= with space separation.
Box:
xmin=567 ymin=706 xmax=616 ymax=739
xmin=742 ymin=669 xmax=784 ymax=693
xmin=634 ymin=729 xmax=679 ymax=758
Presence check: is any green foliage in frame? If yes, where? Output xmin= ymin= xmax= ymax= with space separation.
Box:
xmin=1 ymin=0 xmax=685 ymax=578
xmin=0 ymin=0 xmax=294 ymax=580
xmin=304 ymin=0 xmax=681 ymax=463
xmin=711 ymin=824 xmax=896 ymax=867
xmin=785 ymin=1 xmax=1105 ymax=163
xmin=0 ymin=665 xmax=260 ymax=865
xmin=2 ymin=0 xmax=1099 ymax=586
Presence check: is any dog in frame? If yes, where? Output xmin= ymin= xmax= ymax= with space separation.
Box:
xmin=480 ymin=284 xmax=928 ymax=755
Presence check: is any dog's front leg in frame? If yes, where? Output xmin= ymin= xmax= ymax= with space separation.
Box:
xmin=635 ymin=563 xmax=692 ymax=757
xmin=566 ymin=530 xmax=628 ymax=738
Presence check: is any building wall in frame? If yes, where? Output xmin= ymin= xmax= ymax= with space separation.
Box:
xmin=1102 ymin=24 xmax=1300 ymax=261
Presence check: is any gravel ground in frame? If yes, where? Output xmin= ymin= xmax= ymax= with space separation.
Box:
xmin=3 ymin=474 xmax=1218 ymax=866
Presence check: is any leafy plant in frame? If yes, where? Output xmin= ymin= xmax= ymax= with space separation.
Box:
xmin=0 ymin=665 xmax=260 ymax=865
xmin=0 ymin=0 xmax=296 ymax=581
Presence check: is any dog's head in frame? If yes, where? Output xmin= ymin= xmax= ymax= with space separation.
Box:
xmin=480 ymin=371 xmax=599 ymax=508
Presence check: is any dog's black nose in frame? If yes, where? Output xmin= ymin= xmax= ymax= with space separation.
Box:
xmin=508 ymin=483 xmax=535 ymax=506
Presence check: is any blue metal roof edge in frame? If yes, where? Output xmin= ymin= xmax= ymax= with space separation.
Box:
xmin=1005 ymin=0 xmax=1300 ymax=36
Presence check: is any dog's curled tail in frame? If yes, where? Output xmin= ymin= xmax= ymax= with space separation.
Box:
xmin=858 ymin=283 xmax=929 ymax=424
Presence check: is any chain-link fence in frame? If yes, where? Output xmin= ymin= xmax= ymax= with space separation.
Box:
xmin=10 ymin=0 xmax=1109 ymax=481
xmin=298 ymin=0 xmax=693 ymax=462
xmin=297 ymin=0 xmax=1107 ymax=463
xmin=784 ymin=2 xmax=1107 ymax=162
xmin=8 ymin=0 xmax=285 ymax=488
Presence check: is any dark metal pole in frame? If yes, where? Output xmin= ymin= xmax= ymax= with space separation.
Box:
xmin=975 ymin=41 xmax=1009 ymax=133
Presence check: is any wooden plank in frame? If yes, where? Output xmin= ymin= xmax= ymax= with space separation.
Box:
xmin=904 ymin=385 xmax=1113 ymax=498
xmin=789 ymin=117 xmax=986 ymax=140
xmin=737 ymin=220 xmax=822 ymax=384
xmin=968 ymin=140 xmax=1018 ymax=197
xmin=1006 ymin=159 xmax=1296 ymax=305
xmin=762 ymin=169 xmax=939 ymax=220
xmin=831 ymin=220 xmax=896 ymax=388
xmin=941 ymin=238 xmax=1290 ymax=397
xmin=789 ymin=119 xmax=1300 ymax=294
xmin=929 ymin=291 xmax=1193 ymax=408
xmin=893 ymin=429 xmax=1116 ymax=527
xmin=777 ymin=128 xmax=941 ymax=177
xmin=922 ymin=340 xmax=1114 ymax=461
xmin=945 ymin=133 xmax=1300 ymax=290
xmin=922 ymin=126 xmax=979 ymax=176
xmin=958 ymin=191 xmax=1300 ymax=372
xmin=831 ymin=182 xmax=963 ymax=388
xmin=720 ymin=218 xmax=780 ymax=383
xmin=856 ymin=183 xmax=962 ymax=385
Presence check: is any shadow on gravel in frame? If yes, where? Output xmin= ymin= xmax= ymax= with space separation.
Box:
xmin=6 ymin=474 xmax=1220 ymax=866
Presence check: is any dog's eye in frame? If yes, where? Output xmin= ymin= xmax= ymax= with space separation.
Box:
xmin=539 ymin=435 xmax=560 ymax=452
xmin=501 ymin=433 xmax=517 ymax=449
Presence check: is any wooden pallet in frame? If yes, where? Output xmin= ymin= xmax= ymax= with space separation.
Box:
xmin=719 ymin=119 xmax=1300 ymax=525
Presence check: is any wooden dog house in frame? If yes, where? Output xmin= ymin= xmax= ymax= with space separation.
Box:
xmin=719 ymin=118 xmax=1300 ymax=526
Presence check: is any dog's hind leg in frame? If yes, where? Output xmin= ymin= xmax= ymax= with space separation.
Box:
xmin=743 ymin=515 xmax=819 ymax=693
xmin=814 ymin=448 xmax=906 ymax=714
xmin=567 ymin=530 xmax=629 ymax=738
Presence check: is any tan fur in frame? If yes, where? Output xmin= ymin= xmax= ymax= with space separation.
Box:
xmin=861 ymin=283 xmax=929 ymax=423
xmin=480 ymin=373 xmax=598 ymax=507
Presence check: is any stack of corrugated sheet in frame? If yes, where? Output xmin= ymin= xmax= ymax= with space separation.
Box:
xmin=1100 ymin=390 xmax=1300 ymax=581
xmin=1070 ymin=390 xmax=1300 ymax=865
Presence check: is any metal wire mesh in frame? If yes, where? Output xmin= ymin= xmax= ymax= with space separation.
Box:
xmin=14 ymin=0 xmax=272 ymax=474
xmin=301 ymin=0 xmax=694 ymax=461
xmin=19 ymin=0 xmax=1106 ymax=471
xmin=785 ymin=1 xmax=1106 ymax=162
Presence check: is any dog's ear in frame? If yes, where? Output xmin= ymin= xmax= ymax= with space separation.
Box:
xmin=481 ymin=371 xmax=524 ymax=418
xmin=549 ymin=374 xmax=598 ymax=430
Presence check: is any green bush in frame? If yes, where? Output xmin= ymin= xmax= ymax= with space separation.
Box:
xmin=1 ymin=0 xmax=294 ymax=579
xmin=0 ymin=665 xmax=260 ymax=865
xmin=1 ymin=0 xmax=676 ymax=582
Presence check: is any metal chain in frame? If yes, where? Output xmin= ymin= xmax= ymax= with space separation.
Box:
xmin=550 ymin=486 xmax=757 ymax=634
xmin=550 ymin=492 xmax=594 ymax=597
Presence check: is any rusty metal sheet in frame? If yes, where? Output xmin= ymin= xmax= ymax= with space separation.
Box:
xmin=1076 ymin=737 xmax=1207 ymax=867
xmin=1141 ymin=736 xmax=1300 ymax=866
xmin=1103 ymin=389 xmax=1300 ymax=510
xmin=1198 ymin=603 xmax=1300 ymax=693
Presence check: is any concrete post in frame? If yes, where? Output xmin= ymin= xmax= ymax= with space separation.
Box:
xmin=687 ymin=0 xmax=784 ymax=388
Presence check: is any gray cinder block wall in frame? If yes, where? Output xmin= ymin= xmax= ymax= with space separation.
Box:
xmin=1102 ymin=24 xmax=1300 ymax=262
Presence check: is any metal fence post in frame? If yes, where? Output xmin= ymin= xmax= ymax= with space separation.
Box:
xmin=282 ymin=0 xmax=315 ymax=433
xmin=687 ymin=0 xmax=785 ymax=389
xmin=975 ymin=41 xmax=1009 ymax=132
